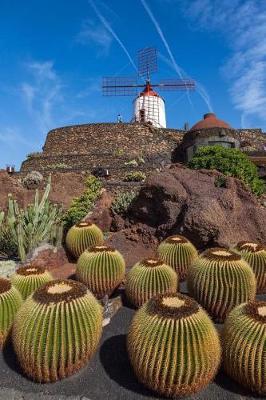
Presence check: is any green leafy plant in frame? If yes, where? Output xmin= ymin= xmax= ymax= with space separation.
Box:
xmin=63 ymin=175 xmax=103 ymax=229
xmin=189 ymin=145 xmax=265 ymax=195
xmin=123 ymin=171 xmax=146 ymax=182
xmin=0 ymin=177 xmax=63 ymax=261
xmin=111 ymin=191 xmax=136 ymax=215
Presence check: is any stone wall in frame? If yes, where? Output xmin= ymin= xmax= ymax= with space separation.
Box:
xmin=21 ymin=123 xmax=184 ymax=180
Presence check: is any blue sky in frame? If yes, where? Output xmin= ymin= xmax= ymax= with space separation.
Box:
xmin=0 ymin=0 xmax=265 ymax=169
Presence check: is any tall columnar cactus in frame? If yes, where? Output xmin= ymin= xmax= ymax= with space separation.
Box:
xmin=76 ymin=245 xmax=125 ymax=298
xmin=157 ymin=235 xmax=198 ymax=281
xmin=11 ymin=265 xmax=53 ymax=300
xmin=125 ymin=258 xmax=178 ymax=307
xmin=187 ymin=248 xmax=256 ymax=322
xmin=223 ymin=301 xmax=266 ymax=395
xmin=127 ymin=293 xmax=221 ymax=398
xmin=234 ymin=241 xmax=266 ymax=294
xmin=12 ymin=279 xmax=103 ymax=382
xmin=0 ymin=278 xmax=22 ymax=349
xmin=65 ymin=221 xmax=104 ymax=259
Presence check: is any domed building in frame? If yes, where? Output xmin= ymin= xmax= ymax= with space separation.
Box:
xmin=179 ymin=113 xmax=240 ymax=162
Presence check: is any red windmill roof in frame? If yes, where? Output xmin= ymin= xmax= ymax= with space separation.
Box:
xmin=139 ymin=82 xmax=159 ymax=97
xmin=190 ymin=113 xmax=231 ymax=131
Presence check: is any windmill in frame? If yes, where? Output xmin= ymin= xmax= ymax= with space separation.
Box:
xmin=102 ymin=47 xmax=195 ymax=128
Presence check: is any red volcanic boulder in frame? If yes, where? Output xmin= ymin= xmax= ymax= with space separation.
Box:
xmin=127 ymin=164 xmax=266 ymax=249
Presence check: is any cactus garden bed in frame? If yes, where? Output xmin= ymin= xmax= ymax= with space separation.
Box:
xmin=0 ymin=282 xmax=265 ymax=400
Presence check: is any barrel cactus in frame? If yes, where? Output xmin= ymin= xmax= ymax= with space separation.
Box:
xmin=11 ymin=265 xmax=53 ymax=299
xmin=125 ymin=258 xmax=178 ymax=307
xmin=12 ymin=279 xmax=103 ymax=382
xmin=76 ymin=245 xmax=125 ymax=298
xmin=127 ymin=293 xmax=221 ymax=398
xmin=0 ymin=278 xmax=22 ymax=349
xmin=157 ymin=235 xmax=198 ymax=281
xmin=223 ymin=301 xmax=266 ymax=395
xmin=187 ymin=248 xmax=256 ymax=322
xmin=65 ymin=221 xmax=104 ymax=259
xmin=235 ymin=241 xmax=266 ymax=294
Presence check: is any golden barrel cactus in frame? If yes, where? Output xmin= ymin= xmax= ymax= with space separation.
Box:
xmin=187 ymin=248 xmax=256 ymax=322
xmin=11 ymin=265 xmax=53 ymax=299
xmin=12 ymin=279 xmax=103 ymax=382
xmin=127 ymin=293 xmax=221 ymax=398
xmin=157 ymin=235 xmax=198 ymax=281
xmin=125 ymin=258 xmax=178 ymax=307
xmin=223 ymin=301 xmax=266 ymax=395
xmin=65 ymin=221 xmax=104 ymax=259
xmin=0 ymin=278 xmax=22 ymax=349
xmin=76 ymin=245 xmax=125 ymax=298
xmin=235 ymin=241 xmax=266 ymax=294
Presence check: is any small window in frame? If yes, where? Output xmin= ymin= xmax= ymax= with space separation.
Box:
xmin=140 ymin=109 xmax=145 ymax=122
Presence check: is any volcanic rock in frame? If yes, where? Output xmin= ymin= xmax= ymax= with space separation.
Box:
xmin=127 ymin=164 xmax=266 ymax=249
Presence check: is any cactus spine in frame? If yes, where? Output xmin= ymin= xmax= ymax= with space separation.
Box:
xmin=235 ymin=241 xmax=266 ymax=294
xmin=125 ymin=258 xmax=178 ymax=307
xmin=187 ymin=248 xmax=256 ymax=322
xmin=65 ymin=221 xmax=104 ymax=259
xmin=12 ymin=279 xmax=103 ymax=382
xmin=127 ymin=293 xmax=221 ymax=398
xmin=0 ymin=278 xmax=22 ymax=349
xmin=157 ymin=235 xmax=198 ymax=281
xmin=11 ymin=265 xmax=53 ymax=299
xmin=76 ymin=245 xmax=125 ymax=298
xmin=223 ymin=301 xmax=266 ymax=395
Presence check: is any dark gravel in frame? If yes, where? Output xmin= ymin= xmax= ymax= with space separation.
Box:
xmin=0 ymin=287 xmax=265 ymax=400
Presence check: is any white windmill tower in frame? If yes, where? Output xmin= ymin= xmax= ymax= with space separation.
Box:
xmin=102 ymin=47 xmax=195 ymax=128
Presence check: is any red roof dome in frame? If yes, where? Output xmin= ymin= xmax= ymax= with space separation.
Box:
xmin=190 ymin=113 xmax=231 ymax=131
xmin=140 ymin=82 xmax=159 ymax=97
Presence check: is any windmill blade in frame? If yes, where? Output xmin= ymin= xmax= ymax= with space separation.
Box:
xmin=102 ymin=77 xmax=139 ymax=96
xmin=157 ymin=79 xmax=196 ymax=91
xmin=138 ymin=47 xmax=157 ymax=79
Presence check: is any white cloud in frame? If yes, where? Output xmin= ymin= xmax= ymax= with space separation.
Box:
xmin=76 ymin=19 xmax=112 ymax=55
xmin=21 ymin=61 xmax=63 ymax=133
xmin=179 ymin=0 xmax=266 ymax=127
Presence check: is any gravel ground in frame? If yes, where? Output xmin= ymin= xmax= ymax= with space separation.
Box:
xmin=0 ymin=286 xmax=265 ymax=400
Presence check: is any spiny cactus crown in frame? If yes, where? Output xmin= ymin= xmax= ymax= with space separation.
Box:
xmin=75 ymin=221 xmax=93 ymax=228
xmin=0 ymin=277 xmax=12 ymax=294
xmin=202 ymin=247 xmax=241 ymax=261
xmin=163 ymin=235 xmax=190 ymax=244
xmin=141 ymin=258 xmax=166 ymax=267
xmin=245 ymin=301 xmax=266 ymax=323
xmin=33 ymin=279 xmax=87 ymax=305
xmin=16 ymin=265 xmax=46 ymax=276
xmin=88 ymin=245 xmax=116 ymax=253
xmin=147 ymin=293 xmax=199 ymax=320
xmin=236 ymin=241 xmax=266 ymax=253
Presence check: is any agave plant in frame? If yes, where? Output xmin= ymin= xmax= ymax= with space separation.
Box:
xmin=0 ymin=176 xmax=63 ymax=261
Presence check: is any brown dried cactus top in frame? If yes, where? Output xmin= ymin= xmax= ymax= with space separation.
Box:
xmin=141 ymin=258 xmax=166 ymax=268
xmin=33 ymin=279 xmax=87 ymax=305
xmin=147 ymin=293 xmax=199 ymax=320
xmin=0 ymin=278 xmax=11 ymax=294
xmin=236 ymin=241 xmax=266 ymax=253
xmin=163 ymin=235 xmax=190 ymax=244
xmin=87 ymin=245 xmax=116 ymax=253
xmin=16 ymin=265 xmax=46 ymax=276
xmin=245 ymin=301 xmax=266 ymax=324
xmin=202 ymin=247 xmax=241 ymax=262
xmin=75 ymin=221 xmax=93 ymax=228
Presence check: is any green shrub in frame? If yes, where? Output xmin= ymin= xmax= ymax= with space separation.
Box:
xmin=111 ymin=191 xmax=136 ymax=215
xmin=189 ymin=145 xmax=265 ymax=195
xmin=63 ymin=175 xmax=102 ymax=229
xmin=123 ymin=171 xmax=146 ymax=182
